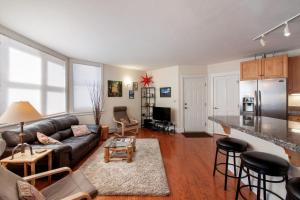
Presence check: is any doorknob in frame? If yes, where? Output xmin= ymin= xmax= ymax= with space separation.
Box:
xmin=214 ymin=107 xmax=219 ymax=110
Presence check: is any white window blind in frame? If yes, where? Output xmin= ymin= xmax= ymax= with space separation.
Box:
xmin=72 ymin=63 xmax=102 ymax=112
xmin=0 ymin=34 xmax=66 ymax=116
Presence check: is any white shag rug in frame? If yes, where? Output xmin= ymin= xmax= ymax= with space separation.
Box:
xmin=79 ymin=138 xmax=170 ymax=196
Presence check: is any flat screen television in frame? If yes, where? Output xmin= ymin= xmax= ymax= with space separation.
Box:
xmin=153 ymin=107 xmax=171 ymax=122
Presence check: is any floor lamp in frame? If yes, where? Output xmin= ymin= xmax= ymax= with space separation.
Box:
xmin=0 ymin=101 xmax=41 ymax=159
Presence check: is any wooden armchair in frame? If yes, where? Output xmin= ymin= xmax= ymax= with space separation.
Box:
xmin=0 ymin=166 xmax=97 ymax=200
xmin=113 ymin=106 xmax=139 ymax=136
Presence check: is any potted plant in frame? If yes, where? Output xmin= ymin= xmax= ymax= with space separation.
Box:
xmin=88 ymin=81 xmax=104 ymax=125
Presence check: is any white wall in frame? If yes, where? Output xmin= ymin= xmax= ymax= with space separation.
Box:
xmin=147 ymin=66 xmax=180 ymax=130
xmin=78 ymin=65 xmax=145 ymax=131
xmin=178 ymin=65 xmax=207 ymax=76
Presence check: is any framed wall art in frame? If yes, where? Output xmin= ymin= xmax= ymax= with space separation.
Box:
xmin=108 ymin=80 xmax=122 ymax=97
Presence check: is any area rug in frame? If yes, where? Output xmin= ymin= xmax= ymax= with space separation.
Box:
xmin=79 ymin=138 xmax=170 ymax=196
xmin=182 ymin=132 xmax=212 ymax=138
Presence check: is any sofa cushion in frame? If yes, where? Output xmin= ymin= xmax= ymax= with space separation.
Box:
xmin=62 ymin=133 xmax=98 ymax=165
xmin=50 ymin=129 xmax=73 ymax=141
xmin=50 ymin=115 xmax=79 ymax=132
xmin=25 ymin=120 xmax=56 ymax=136
xmin=2 ymin=131 xmax=36 ymax=147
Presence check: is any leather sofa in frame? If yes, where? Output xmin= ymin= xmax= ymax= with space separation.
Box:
xmin=0 ymin=115 xmax=101 ymax=171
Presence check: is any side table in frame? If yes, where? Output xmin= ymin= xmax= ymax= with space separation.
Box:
xmin=0 ymin=149 xmax=53 ymax=186
xmin=101 ymin=125 xmax=109 ymax=141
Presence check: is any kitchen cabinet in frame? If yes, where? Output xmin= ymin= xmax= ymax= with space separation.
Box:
xmin=288 ymin=115 xmax=300 ymax=122
xmin=240 ymin=55 xmax=288 ymax=80
xmin=288 ymin=56 xmax=300 ymax=94
xmin=262 ymin=55 xmax=288 ymax=79
xmin=240 ymin=60 xmax=262 ymax=80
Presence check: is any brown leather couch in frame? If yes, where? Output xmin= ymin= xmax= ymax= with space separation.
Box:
xmin=1 ymin=115 xmax=101 ymax=171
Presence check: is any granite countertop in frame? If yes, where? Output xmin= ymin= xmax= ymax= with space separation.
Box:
xmin=208 ymin=115 xmax=300 ymax=152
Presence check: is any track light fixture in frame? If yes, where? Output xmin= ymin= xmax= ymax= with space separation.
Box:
xmin=283 ymin=22 xmax=291 ymax=37
xmin=253 ymin=13 xmax=299 ymax=45
xmin=260 ymin=35 xmax=266 ymax=47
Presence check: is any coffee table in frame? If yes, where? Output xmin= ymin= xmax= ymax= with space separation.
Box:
xmin=0 ymin=149 xmax=52 ymax=185
xmin=104 ymin=136 xmax=136 ymax=163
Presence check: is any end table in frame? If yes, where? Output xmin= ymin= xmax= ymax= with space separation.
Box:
xmin=0 ymin=149 xmax=53 ymax=186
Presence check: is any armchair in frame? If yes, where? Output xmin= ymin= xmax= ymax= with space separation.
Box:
xmin=0 ymin=166 xmax=97 ymax=200
xmin=113 ymin=106 xmax=139 ymax=136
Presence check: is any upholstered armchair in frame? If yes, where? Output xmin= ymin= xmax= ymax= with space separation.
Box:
xmin=113 ymin=106 xmax=139 ymax=136
xmin=0 ymin=166 xmax=97 ymax=200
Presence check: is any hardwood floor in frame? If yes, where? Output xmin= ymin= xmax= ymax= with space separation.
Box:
xmin=39 ymin=128 xmax=255 ymax=200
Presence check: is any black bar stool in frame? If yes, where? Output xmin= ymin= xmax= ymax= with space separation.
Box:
xmin=235 ymin=151 xmax=289 ymax=200
xmin=213 ymin=137 xmax=248 ymax=190
xmin=286 ymin=177 xmax=300 ymax=200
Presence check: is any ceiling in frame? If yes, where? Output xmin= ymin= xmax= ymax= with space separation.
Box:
xmin=0 ymin=0 xmax=299 ymax=70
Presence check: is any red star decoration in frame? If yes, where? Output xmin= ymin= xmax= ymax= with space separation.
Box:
xmin=140 ymin=73 xmax=153 ymax=87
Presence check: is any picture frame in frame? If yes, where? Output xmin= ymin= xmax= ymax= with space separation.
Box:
xmin=108 ymin=80 xmax=122 ymax=97
xmin=160 ymin=87 xmax=171 ymax=97
xmin=132 ymin=82 xmax=138 ymax=91
xmin=129 ymin=90 xmax=134 ymax=99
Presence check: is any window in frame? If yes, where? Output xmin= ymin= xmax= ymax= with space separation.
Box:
xmin=72 ymin=63 xmax=102 ymax=112
xmin=0 ymin=35 xmax=66 ymax=116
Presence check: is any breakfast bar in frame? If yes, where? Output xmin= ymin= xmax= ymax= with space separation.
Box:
xmin=209 ymin=115 xmax=300 ymax=198
xmin=209 ymin=115 xmax=300 ymax=166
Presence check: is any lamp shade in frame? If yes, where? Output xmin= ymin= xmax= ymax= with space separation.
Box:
xmin=0 ymin=101 xmax=42 ymax=124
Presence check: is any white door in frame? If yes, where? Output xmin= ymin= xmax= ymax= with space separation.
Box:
xmin=183 ymin=77 xmax=207 ymax=132
xmin=213 ymin=75 xmax=239 ymax=133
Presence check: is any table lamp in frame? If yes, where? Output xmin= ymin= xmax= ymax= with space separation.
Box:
xmin=0 ymin=101 xmax=42 ymax=158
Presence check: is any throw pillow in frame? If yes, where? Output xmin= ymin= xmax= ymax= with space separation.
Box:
xmin=37 ymin=132 xmax=62 ymax=145
xmin=71 ymin=125 xmax=91 ymax=137
xmin=17 ymin=180 xmax=46 ymax=200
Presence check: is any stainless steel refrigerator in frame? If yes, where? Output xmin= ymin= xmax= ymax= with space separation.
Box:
xmin=240 ymin=78 xmax=287 ymax=119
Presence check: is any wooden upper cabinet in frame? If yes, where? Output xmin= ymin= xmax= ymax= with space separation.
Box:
xmin=240 ymin=55 xmax=288 ymax=81
xmin=240 ymin=60 xmax=262 ymax=80
xmin=288 ymin=56 xmax=300 ymax=94
xmin=262 ymin=55 xmax=288 ymax=79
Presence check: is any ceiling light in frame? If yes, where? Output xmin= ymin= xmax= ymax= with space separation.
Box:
xmin=260 ymin=35 xmax=266 ymax=47
xmin=283 ymin=22 xmax=291 ymax=37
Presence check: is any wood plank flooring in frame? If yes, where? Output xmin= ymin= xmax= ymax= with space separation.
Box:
xmin=39 ymin=128 xmax=255 ymax=200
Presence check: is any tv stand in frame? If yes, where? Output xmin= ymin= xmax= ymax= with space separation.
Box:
xmin=153 ymin=120 xmax=175 ymax=134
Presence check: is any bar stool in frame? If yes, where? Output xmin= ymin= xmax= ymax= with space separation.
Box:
xmin=235 ymin=151 xmax=289 ymax=200
xmin=213 ymin=137 xmax=248 ymax=190
xmin=286 ymin=177 xmax=300 ymax=200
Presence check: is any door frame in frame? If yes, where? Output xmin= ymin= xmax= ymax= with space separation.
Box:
xmin=208 ymin=71 xmax=240 ymax=135
xmin=180 ymin=75 xmax=208 ymax=133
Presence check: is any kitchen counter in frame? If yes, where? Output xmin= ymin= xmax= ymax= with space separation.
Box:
xmin=208 ymin=115 xmax=300 ymax=152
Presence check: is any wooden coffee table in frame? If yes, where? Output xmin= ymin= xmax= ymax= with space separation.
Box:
xmin=104 ymin=136 xmax=136 ymax=163
xmin=0 ymin=149 xmax=52 ymax=185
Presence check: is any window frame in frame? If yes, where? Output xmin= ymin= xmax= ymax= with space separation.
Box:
xmin=69 ymin=58 xmax=103 ymax=114
xmin=0 ymin=34 xmax=68 ymax=116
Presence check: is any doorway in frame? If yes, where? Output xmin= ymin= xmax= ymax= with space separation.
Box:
xmin=212 ymin=74 xmax=239 ymax=133
xmin=183 ymin=76 xmax=207 ymax=133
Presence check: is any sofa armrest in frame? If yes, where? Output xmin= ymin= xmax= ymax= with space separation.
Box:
xmin=87 ymin=124 xmax=101 ymax=135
